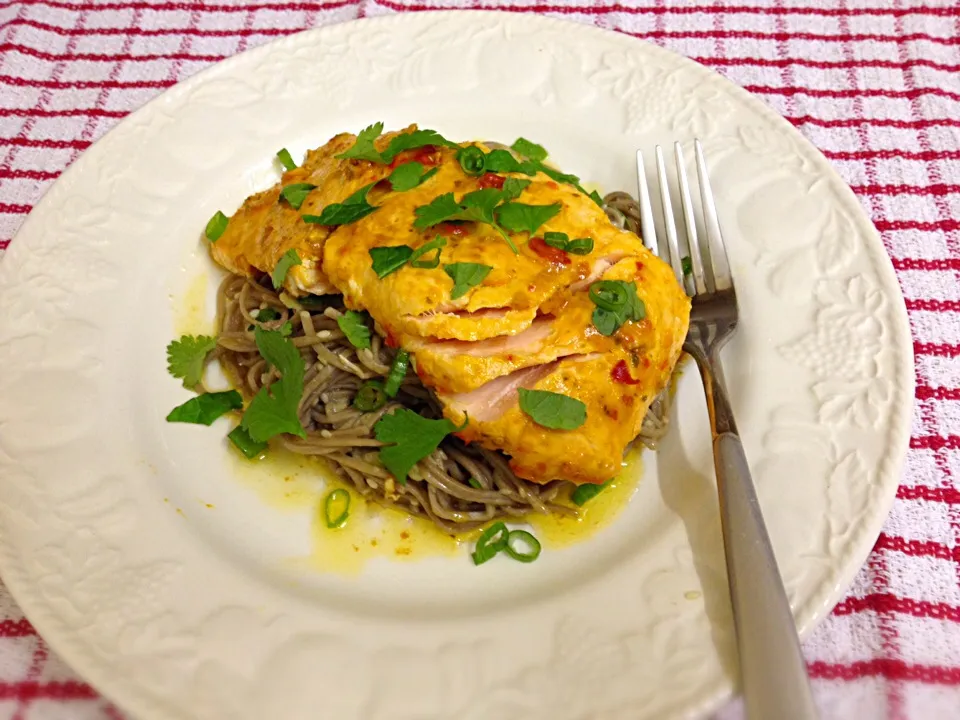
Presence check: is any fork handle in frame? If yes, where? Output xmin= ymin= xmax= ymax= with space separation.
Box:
xmin=698 ymin=354 xmax=819 ymax=720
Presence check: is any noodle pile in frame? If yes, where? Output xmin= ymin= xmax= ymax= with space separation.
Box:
xmin=211 ymin=193 xmax=670 ymax=534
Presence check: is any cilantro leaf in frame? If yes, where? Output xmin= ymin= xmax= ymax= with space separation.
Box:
xmin=518 ymin=388 xmax=587 ymax=430
xmin=166 ymin=390 xmax=242 ymax=426
xmin=370 ymin=246 xmax=414 ymax=279
xmin=335 ymin=122 xmax=385 ymax=162
xmin=484 ymin=149 xmax=537 ymax=175
xmin=205 ymin=211 xmax=228 ymax=242
xmin=414 ymin=190 xmax=518 ymax=252
xmin=271 ymin=248 xmax=301 ymax=288
xmin=337 ymin=310 xmax=372 ymax=349
xmin=303 ymin=182 xmax=379 ymax=226
xmin=501 ymin=177 xmax=531 ymax=201
xmin=445 ymin=262 xmax=492 ymax=300
xmin=279 ymin=183 xmax=317 ymax=210
xmin=496 ymin=202 xmax=562 ymax=236
xmin=543 ymin=231 xmax=594 ymax=255
xmin=167 ymin=334 xmax=217 ymax=388
xmin=240 ymin=327 xmax=306 ymax=442
xmin=511 ymin=137 xmax=548 ymax=162
xmin=412 ymin=193 xmax=461 ymax=229
xmin=276 ymin=148 xmax=297 ymax=171
xmin=370 ymin=237 xmax=446 ymax=278
xmin=374 ymin=409 xmax=461 ymax=483
xmin=389 ymin=161 xmax=437 ymax=192
xmin=336 ymin=125 xmax=454 ymax=165
xmin=380 ymin=129 xmax=455 ymax=163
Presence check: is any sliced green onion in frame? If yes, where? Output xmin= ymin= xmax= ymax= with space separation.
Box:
xmin=471 ymin=521 xmax=509 ymax=565
xmin=205 ymin=210 xmax=229 ymax=242
xmin=468 ymin=478 xmax=482 ymax=489
xmin=353 ymin=380 xmax=387 ymax=412
xmin=228 ymin=425 xmax=268 ymax=459
xmin=567 ymin=237 xmax=594 ymax=255
xmin=323 ymin=488 xmax=351 ymax=529
xmin=571 ymin=480 xmax=609 ymax=506
xmin=457 ymin=145 xmax=486 ymax=176
xmin=589 ymin=280 xmax=629 ymax=312
xmin=383 ymin=349 xmax=410 ymax=397
xmin=681 ymin=255 xmax=693 ymax=276
xmin=504 ymin=529 xmax=542 ymax=563
xmin=276 ymin=147 xmax=297 ymax=171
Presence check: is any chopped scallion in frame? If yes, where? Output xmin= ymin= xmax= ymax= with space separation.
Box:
xmin=471 ymin=521 xmax=509 ymax=565
xmin=228 ymin=425 xmax=268 ymax=459
xmin=383 ymin=349 xmax=410 ymax=397
xmin=504 ymin=529 xmax=541 ymax=563
xmin=323 ymin=488 xmax=351 ymax=529
xmin=353 ymin=380 xmax=387 ymax=412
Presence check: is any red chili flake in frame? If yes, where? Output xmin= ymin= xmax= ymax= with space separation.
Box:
xmin=478 ymin=173 xmax=505 ymax=189
xmin=611 ymin=359 xmax=641 ymax=385
xmin=529 ymin=236 xmax=571 ymax=265
xmin=636 ymin=262 xmax=645 ymax=272
xmin=642 ymin=357 xmax=651 ymax=368
xmin=412 ymin=146 xmax=440 ymax=166
xmin=546 ymin=181 xmax=559 ymax=190
xmin=384 ymin=331 xmax=399 ymax=348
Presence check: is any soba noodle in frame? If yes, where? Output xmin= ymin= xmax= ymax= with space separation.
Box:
xmin=209 ymin=192 xmax=670 ymax=534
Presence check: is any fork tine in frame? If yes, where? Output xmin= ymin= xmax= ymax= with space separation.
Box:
xmin=635 ymin=150 xmax=659 ymax=256
xmin=654 ymin=145 xmax=684 ymax=284
xmin=694 ymin=139 xmax=732 ymax=292
xmin=674 ymin=142 xmax=707 ymax=296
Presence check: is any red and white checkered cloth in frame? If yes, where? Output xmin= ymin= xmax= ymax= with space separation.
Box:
xmin=0 ymin=1 xmax=958 ymax=718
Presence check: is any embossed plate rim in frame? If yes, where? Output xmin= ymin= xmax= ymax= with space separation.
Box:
xmin=0 ymin=11 xmax=913 ymax=720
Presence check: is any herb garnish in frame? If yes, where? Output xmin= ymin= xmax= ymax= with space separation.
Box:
xmin=511 ymin=137 xmax=548 ymax=162
xmin=518 ymin=388 xmax=587 ymax=430
xmin=228 ymin=425 xmax=268 ymax=459
xmin=472 ymin=522 xmax=509 ymax=565
xmin=370 ymin=237 xmax=447 ymax=278
xmin=205 ymin=211 xmax=228 ymax=242
xmin=444 ymin=262 xmax=492 ymax=300
xmin=681 ymin=255 xmax=693 ymax=276
xmin=383 ymin=349 xmax=410 ymax=397
xmin=279 ymin=183 xmax=316 ymax=210
xmin=457 ymin=145 xmax=486 ymax=176
xmin=166 ymin=334 xmax=217 ymax=388
xmin=239 ymin=327 xmax=306 ymax=443
xmin=571 ymin=480 xmax=610 ymax=506
xmin=414 ymin=189 xmax=518 ymax=252
xmin=303 ymin=182 xmax=379 ymax=226
xmin=167 ymin=390 xmax=242 ymax=426
xmin=335 ymin=122 xmax=455 ymax=164
xmin=336 ymin=310 xmax=372 ymax=349
xmin=323 ymin=488 xmax=351 ymax=528
xmin=389 ymin=161 xmax=439 ymax=192
xmin=588 ymin=280 xmax=646 ymax=336
xmin=276 ymin=148 xmax=297 ymax=171
xmin=271 ymin=248 xmax=301 ymax=288
xmin=496 ymin=201 xmax=562 ymax=236
xmin=374 ymin=409 xmax=465 ymax=483
xmin=543 ymin=231 xmax=594 ymax=255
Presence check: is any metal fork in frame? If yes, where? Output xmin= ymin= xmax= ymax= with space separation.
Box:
xmin=637 ymin=141 xmax=819 ymax=720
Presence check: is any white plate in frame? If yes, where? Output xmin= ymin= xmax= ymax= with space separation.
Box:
xmin=0 ymin=12 xmax=913 ymax=720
